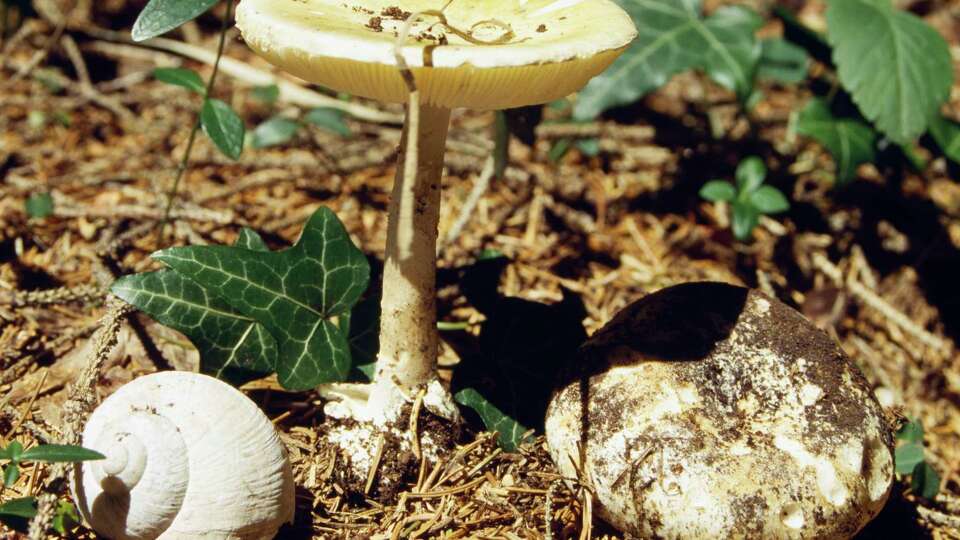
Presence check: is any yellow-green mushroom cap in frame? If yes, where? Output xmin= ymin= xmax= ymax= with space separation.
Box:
xmin=235 ymin=0 xmax=637 ymax=110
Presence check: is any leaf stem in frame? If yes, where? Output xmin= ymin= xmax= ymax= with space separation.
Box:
xmin=161 ymin=0 xmax=235 ymax=229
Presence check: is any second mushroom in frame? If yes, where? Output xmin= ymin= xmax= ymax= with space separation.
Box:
xmin=236 ymin=0 xmax=636 ymax=484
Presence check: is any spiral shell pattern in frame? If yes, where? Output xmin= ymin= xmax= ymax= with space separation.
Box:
xmin=70 ymin=371 xmax=295 ymax=540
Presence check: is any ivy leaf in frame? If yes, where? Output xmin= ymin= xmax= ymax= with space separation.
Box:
xmin=929 ymin=115 xmax=960 ymax=165
xmin=911 ymin=461 xmax=941 ymax=500
xmin=749 ymin=186 xmax=790 ymax=214
xmin=826 ymin=0 xmax=953 ymax=144
xmin=154 ymin=67 xmax=206 ymax=95
xmin=454 ymin=388 xmax=532 ymax=452
xmin=699 ymin=180 xmax=736 ymax=203
xmin=111 ymin=230 xmax=278 ymax=385
xmin=895 ymin=442 xmax=925 ymax=475
xmin=132 ymin=0 xmax=219 ymax=41
xmin=574 ymin=0 xmax=761 ymax=120
xmin=339 ymin=291 xmax=380 ymax=381
xmin=756 ymin=38 xmax=809 ymax=84
xmin=251 ymin=116 xmax=300 ymax=149
xmin=201 ymin=98 xmax=245 ymax=160
xmin=19 ymin=445 xmax=105 ymax=463
xmin=304 ymin=108 xmax=351 ymax=137
xmin=0 ymin=497 xmax=37 ymax=519
xmin=796 ymin=99 xmax=877 ymax=185
xmin=153 ymin=207 xmax=370 ymax=390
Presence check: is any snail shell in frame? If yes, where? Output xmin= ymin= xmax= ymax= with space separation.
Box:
xmin=70 ymin=371 xmax=295 ymax=540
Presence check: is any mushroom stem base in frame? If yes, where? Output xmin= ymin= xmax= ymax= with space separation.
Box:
xmin=367 ymin=103 xmax=453 ymax=422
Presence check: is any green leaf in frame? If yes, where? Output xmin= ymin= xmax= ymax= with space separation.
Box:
xmin=731 ymin=201 xmax=759 ymax=241
xmin=699 ymin=180 xmax=736 ymax=202
xmin=111 ymin=231 xmax=278 ymax=385
xmin=3 ymin=463 xmax=19 ymax=487
xmin=304 ymin=108 xmax=351 ymax=137
xmin=895 ymin=442 xmax=925 ymax=475
xmin=341 ymin=292 xmax=380 ymax=380
xmin=251 ymin=116 xmax=300 ymax=149
xmin=0 ymin=497 xmax=37 ymax=519
xmin=251 ymin=84 xmax=280 ymax=104
xmin=132 ymin=0 xmax=219 ymax=41
xmin=548 ymin=138 xmax=572 ymax=163
xmin=756 ymin=38 xmax=809 ymax=84
xmin=735 ymin=156 xmax=766 ymax=193
xmin=52 ymin=501 xmax=80 ymax=535
xmin=796 ymin=99 xmax=877 ymax=185
xmin=574 ymin=0 xmax=761 ymax=120
xmin=25 ymin=192 xmax=54 ymax=219
xmin=911 ymin=461 xmax=940 ymax=500
xmin=153 ymin=207 xmax=370 ymax=390
xmin=19 ymin=444 xmax=105 ymax=463
xmin=454 ymin=388 xmax=532 ymax=452
xmin=748 ymin=186 xmax=790 ymax=214
xmin=6 ymin=441 xmax=23 ymax=462
xmin=897 ymin=418 xmax=925 ymax=443
xmin=201 ymin=98 xmax=245 ymax=160
xmin=575 ymin=138 xmax=601 ymax=157
xmin=153 ymin=67 xmax=206 ymax=95
xmin=929 ymin=115 xmax=960 ymax=164
xmin=826 ymin=0 xmax=953 ymax=144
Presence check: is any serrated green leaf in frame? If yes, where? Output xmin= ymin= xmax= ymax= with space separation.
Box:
xmin=454 ymin=388 xmax=531 ymax=452
xmin=153 ymin=67 xmax=206 ymax=95
xmin=0 ymin=497 xmax=36 ymax=519
xmin=749 ymin=186 xmax=789 ymax=214
xmin=929 ymin=115 xmax=960 ymax=164
xmin=25 ymin=192 xmax=53 ymax=219
xmin=911 ymin=461 xmax=940 ymax=500
xmin=796 ymin=99 xmax=877 ymax=185
xmin=574 ymin=0 xmax=761 ymax=120
xmin=826 ymin=0 xmax=953 ymax=144
xmin=131 ymin=0 xmax=219 ymax=41
xmin=732 ymin=201 xmax=759 ymax=241
xmin=201 ymin=98 xmax=245 ymax=160
xmin=897 ymin=418 xmax=925 ymax=443
xmin=304 ymin=107 xmax=351 ymax=137
xmin=735 ymin=156 xmax=766 ymax=193
xmin=895 ymin=442 xmax=925 ymax=474
xmin=153 ymin=208 xmax=369 ymax=390
xmin=757 ymin=38 xmax=809 ymax=84
xmin=699 ymin=180 xmax=736 ymax=202
xmin=3 ymin=463 xmax=19 ymax=487
xmin=20 ymin=444 xmax=104 ymax=463
xmin=251 ymin=116 xmax=300 ymax=149
xmin=251 ymin=84 xmax=280 ymax=104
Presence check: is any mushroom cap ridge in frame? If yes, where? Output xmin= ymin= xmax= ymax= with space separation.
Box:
xmin=236 ymin=0 xmax=637 ymax=109
xmin=545 ymin=282 xmax=895 ymax=539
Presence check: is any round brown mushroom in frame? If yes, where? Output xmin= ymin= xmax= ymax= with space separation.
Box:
xmin=545 ymin=282 xmax=894 ymax=539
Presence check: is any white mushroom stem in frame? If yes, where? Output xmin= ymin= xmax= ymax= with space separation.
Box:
xmin=367 ymin=102 xmax=451 ymax=423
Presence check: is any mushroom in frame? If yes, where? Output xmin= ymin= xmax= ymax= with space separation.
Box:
xmin=234 ymin=0 xmax=636 ymax=480
xmin=70 ymin=371 xmax=295 ymax=540
xmin=545 ymin=282 xmax=894 ymax=539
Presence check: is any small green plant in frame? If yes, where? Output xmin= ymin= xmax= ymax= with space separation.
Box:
xmin=699 ymin=156 xmax=789 ymax=241
xmin=0 ymin=441 xmax=104 ymax=532
xmin=133 ymin=0 xmax=245 ymax=221
xmin=895 ymin=418 xmax=941 ymax=500
xmin=250 ymin=107 xmax=351 ymax=149
xmin=24 ymin=192 xmax=54 ymax=219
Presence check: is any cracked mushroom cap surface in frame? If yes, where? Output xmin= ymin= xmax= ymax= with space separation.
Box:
xmin=235 ymin=0 xmax=636 ymax=109
xmin=545 ymin=282 xmax=894 ymax=539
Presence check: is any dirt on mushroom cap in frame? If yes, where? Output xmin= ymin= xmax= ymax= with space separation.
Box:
xmin=545 ymin=282 xmax=895 ymax=539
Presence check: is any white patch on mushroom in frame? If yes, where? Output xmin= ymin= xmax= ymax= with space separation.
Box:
xmin=866 ymin=435 xmax=895 ymax=502
xmin=754 ymin=297 xmax=771 ymax=315
xmin=800 ymin=383 xmax=823 ymax=406
xmin=780 ymin=503 xmax=805 ymax=529
xmin=774 ymin=435 xmax=848 ymax=506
